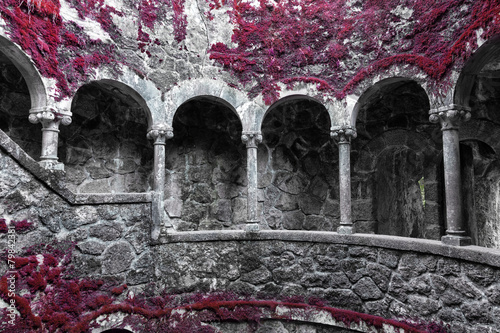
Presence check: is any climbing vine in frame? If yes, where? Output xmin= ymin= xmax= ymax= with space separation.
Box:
xmin=208 ymin=0 xmax=500 ymax=104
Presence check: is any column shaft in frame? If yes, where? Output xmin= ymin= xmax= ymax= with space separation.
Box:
xmin=242 ymin=132 xmax=262 ymax=232
xmin=442 ymin=128 xmax=464 ymax=236
xmin=148 ymin=126 xmax=173 ymax=241
xmin=429 ymin=106 xmax=471 ymax=246
xmin=339 ymin=141 xmax=352 ymax=230
xmin=331 ymin=126 xmax=357 ymax=234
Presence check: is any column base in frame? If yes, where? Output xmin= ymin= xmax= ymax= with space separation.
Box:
xmin=39 ymin=160 xmax=64 ymax=171
xmin=245 ymin=222 xmax=260 ymax=232
xmin=338 ymin=225 xmax=355 ymax=235
xmin=441 ymin=235 xmax=472 ymax=246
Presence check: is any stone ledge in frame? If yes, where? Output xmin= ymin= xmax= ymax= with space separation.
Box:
xmin=162 ymin=230 xmax=500 ymax=268
xmin=0 ymin=129 xmax=153 ymax=205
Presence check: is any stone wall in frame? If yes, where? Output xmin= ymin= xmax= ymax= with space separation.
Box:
xmin=154 ymin=234 xmax=500 ymax=333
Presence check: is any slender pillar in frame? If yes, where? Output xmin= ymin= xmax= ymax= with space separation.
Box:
xmin=147 ymin=124 xmax=173 ymax=241
xmin=28 ymin=106 xmax=72 ymax=170
xmin=242 ymin=131 xmax=262 ymax=232
xmin=331 ymin=125 xmax=357 ymax=234
xmin=429 ymin=105 xmax=471 ymax=246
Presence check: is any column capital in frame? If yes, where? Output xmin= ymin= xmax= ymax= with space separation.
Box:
xmin=241 ymin=131 xmax=262 ymax=148
xmin=29 ymin=106 xmax=72 ymax=127
xmin=147 ymin=124 xmax=174 ymax=144
xmin=429 ymin=104 xmax=471 ymax=131
xmin=331 ymin=125 xmax=357 ymax=143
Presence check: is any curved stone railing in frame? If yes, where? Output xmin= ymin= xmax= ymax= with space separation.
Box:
xmin=154 ymin=231 xmax=500 ymax=332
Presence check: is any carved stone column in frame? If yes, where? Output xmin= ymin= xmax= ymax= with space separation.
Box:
xmin=429 ymin=105 xmax=471 ymax=246
xmin=147 ymin=124 xmax=173 ymax=241
xmin=331 ymin=125 xmax=357 ymax=234
xmin=242 ymin=131 xmax=262 ymax=232
xmin=28 ymin=106 xmax=72 ymax=170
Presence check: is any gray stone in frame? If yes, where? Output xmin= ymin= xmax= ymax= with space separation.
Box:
xmin=461 ymin=301 xmax=492 ymax=323
xmin=352 ymin=277 xmax=383 ymax=300
xmin=190 ymin=183 xmax=214 ymax=203
xmin=378 ymin=249 xmax=400 ymax=268
xmin=282 ymin=210 xmax=305 ymax=230
xmin=324 ymin=289 xmax=363 ymax=311
xmin=77 ymin=240 xmax=107 ymax=255
xmin=487 ymin=285 xmax=500 ymax=305
xmin=105 ymin=158 xmax=137 ymax=174
xmin=408 ymin=295 xmax=441 ymax=315
xmin=89 ymin=221 xmax=123 ymax=241
xmin=164 ymin=197 xmax=183 ymax=218
xmin=86 ymin=159 xmax=113 ymax=179
xmin=211 ymin=199 xmax=232 ymax=222
xmin=265 ymin=207 xmax=283 ymax=229
xmin=298 ymin=194 xmax=323 ymax=215
xmin=102 ymin=241 xmax=135 ymax=275
xmin=272 ymin=264 xmax=304 ymax=284
xmin=182 ymin=200 xmax=207 ymax=222
xmin=274 ymin=171 xmax=309 ymax=195
xmin=124 ymin=224 xmax=149 ymax=253
xmin=61 ymin=206 xmax=99 ymax=230
xmin=240 ymin=266 xmax=272 ymax=284
xmin=304 ymin=215 xmax=327 ymax=230
xmin=276 ymin=193 xmax=299 ymax=211
xmin=231 ymin=197 xmax=247 ymax=223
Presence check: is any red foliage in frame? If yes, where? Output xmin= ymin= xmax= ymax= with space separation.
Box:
xmin=208 ymin=0 xmax=500 ymax=104
xmin=0 ymin=219 xmax=7 ymax=233
xmin=111 ymin=284 xmax=128 ymax=296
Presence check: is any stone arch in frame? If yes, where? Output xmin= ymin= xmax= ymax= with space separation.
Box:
xmin=351 ymin=78 xmax=443 ymax=238
xmin=259 ymin=95 xmax=336 ymax=231
xmin=0 ymin=34 xmax=47 ymax=109
xmin=350 ymin=76 xmax=431 ymax=127
xmin=166 ymin=95 xmax=245 ymax=230
xmin=165 ymin=78 xmax=248 ymax=131
xmin=259 ymin=94 xmax=329 ymax=131
xmin=454 ymin=34 xmax=500 ymax=107
xmin=347 ymin=67 xmax=433 ymax=122
xmin=60 ymin=80 xmax=153 ymax=193
xmin=0 ymin=35 xmax=47 ymax=159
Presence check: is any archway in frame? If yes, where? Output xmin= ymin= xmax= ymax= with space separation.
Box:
xmin=60 ymin=81 xmax=153 ymax=193
xmin=353 ymin=79 xmax=443 ymax=238
xmin=260 ymin=97 xmax=335 ymax=230
xmin=167 ymin=96 xmax=244 ymax=230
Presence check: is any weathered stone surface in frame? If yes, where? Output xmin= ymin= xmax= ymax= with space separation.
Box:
xmin=102 ymin=241 xmax=134 ymax=275
xmin=352 ymin=277 xmax=383 ymax=300
xmin=282 ymin=210 xmax=305 ymax=230
xmin=408 ymin=295 xmax=441 ymax=315
xmin=240 ymin=266 xmax=272 ymax=284
xmin=61 ymin=206 xmax=99 ymax=230
xmin=77 ymin=240 xmax=107 ymax=255
xmin=89 ymin=222 xmax=123 ymax=241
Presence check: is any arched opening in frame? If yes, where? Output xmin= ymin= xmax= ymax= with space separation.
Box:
xmin=0 ymin=47 xmax=40 ymax=159
xmin=60 ymin=82 xmax=153 ymax=193
xmin=454 ymin=35 xmax=500 ymax=248
xmin=100 ymin=329 xmax=134 ymax=333
xmin=353 ymin=79 xmax=443 ymax=238
xmin=260 ymin=97 xmax=335 ymax=230
xmin=167 ymin=97 xmax=244 ymax=230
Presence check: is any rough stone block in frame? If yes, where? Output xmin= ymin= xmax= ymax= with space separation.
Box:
xmin=165 ymin=197 xmax=183 ymax=218
xmin=102 ymin=241 xmax=135 ymax=275
xmin=352 ymin=277 xmax=383 ymax=300
xmin=282 ymin=210 xmax=305 ymax=230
